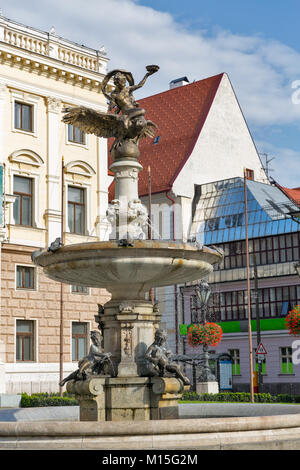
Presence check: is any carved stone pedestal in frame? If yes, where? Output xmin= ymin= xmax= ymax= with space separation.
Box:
xmin=102 ymin=299 xmax=161 ymax=377
xmin=67 ymin=376 xmax=189 ymax=422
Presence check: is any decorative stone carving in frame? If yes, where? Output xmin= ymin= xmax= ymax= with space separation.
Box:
xmin=121 ymin=322 xmax=134 ymax=358
xmin=119 ymin=302 xmax=135 ymax=314
xmin=46 ymin=96 xmax=62 ymax=113
xmin=143 ymin=329 xmax=190 ymax=385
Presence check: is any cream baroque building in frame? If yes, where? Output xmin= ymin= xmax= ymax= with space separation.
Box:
xmin=0 ymin=15 xmax=112 ymax=394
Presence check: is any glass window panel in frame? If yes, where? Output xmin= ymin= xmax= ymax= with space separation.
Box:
xmin=14 ymin=102 xmax=21 ymax=128
xmin=14 ymin=176 xmax=31 ymax=194
xmin=22 ymin=105 xmax=32 ymax=131
xmin=16 ymin=320 xmax=33 ymax=333
xmin=78 ymin=338 xmax=86 ymax=360
xmin=283 ymin=287 xmax=289 ymax=301
xmin=68 ymin=187 xmax=83 ymax=203
xmin=252 ymin=224 xmax=260 ymax=238
xmin=280 ymin=250 xmax=286 ymax=263
xmin=72 ymin=337 xmax=76 ymax=361
xmin=72 ymin=323 xmax=86 ymax=334
xmin=286 ymin=234 xmax=292 ymax=247
xmin=23 ymin=337 xmax=32 ymax=361
xmin=286 ymin=248 xmax=293 ymax=262
xmin=22 ymin=196 xmax=31 ymax=225
xmin=16 ymin=336 xmax=22 ymax=361
xmin=68 ymin=204 xmax=74 ymax=233
xmin=13 ymin=194 xmax=20 ymax=224
xmin=279 ymin=235 xmax=286 ymax=248
xmin=290 ymin=286 xmax=296 ymax=300
xmin=75 ymin=205 xmax=84 ymax=234
xmin=274 ymin=250 xmax=280 ymax=263
xmin=24 ymin=268 xmax=33 ymax=288
xmin=16 ymin=267 xmax=22 ymax=288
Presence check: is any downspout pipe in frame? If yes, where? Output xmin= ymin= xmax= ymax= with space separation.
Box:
xmin=166 ymin=189 xmax=178 ymax=353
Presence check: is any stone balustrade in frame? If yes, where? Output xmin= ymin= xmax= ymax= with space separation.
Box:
xmin=0 ymin=19 xmax=103 ymax=72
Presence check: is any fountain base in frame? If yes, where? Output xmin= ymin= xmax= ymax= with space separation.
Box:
xmin=67 ymin=376 xmax=189 ymax=421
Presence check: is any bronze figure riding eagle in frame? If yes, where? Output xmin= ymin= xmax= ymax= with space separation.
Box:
xmin=62 ymin=65 xmax=159 ymax=153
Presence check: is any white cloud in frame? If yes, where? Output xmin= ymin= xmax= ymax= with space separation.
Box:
xmin=3 ymin=0 xmax=300 ymax=127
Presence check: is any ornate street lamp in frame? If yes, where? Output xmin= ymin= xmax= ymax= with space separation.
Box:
xmin=195 ymin=280 xmax=216 ymax=382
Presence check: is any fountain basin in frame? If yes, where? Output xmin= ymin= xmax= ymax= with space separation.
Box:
xmin=33 ymin=240 xmax=222 ymax=299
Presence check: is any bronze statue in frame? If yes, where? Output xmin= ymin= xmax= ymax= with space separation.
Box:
xmin=144 ymin=329 xmax=190 ymax=385
xmin=62 ymin=65 xmax=159 ymax=157
xmin=59 ymin=330 xmax=114 ymax=386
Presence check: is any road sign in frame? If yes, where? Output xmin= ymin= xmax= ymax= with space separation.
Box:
xmin=256 ymin=342 xmax=267 ymax=355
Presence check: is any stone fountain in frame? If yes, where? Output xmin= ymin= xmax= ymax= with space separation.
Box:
xmin=32 ymin=65 xmax=222 ymax=421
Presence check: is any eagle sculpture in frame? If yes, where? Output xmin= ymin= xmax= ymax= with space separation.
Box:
xmin=62 ymin=65 xmax=159 ymax=154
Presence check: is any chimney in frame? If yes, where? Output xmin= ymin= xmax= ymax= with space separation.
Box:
xmin=169 ymin=76 xmax=189 ymax=89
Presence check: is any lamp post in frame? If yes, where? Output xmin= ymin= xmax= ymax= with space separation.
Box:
xmin=196 ymin=280 xmax=216 ymax=382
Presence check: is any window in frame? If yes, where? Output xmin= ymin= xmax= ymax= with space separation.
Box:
xmin=211 ymin=284 xmax=299 ymax=321
xmin=214 ymin=233 xmax=300 ymax=270
xmin=67 ymin=124 xmax=86 ymax=145
xmin=280 ymin=347 xmax=293 ymax=374
xmin=72 ymin=322 xmax=88 ymax=361
xmin=13 ymin=176 xmax=33 ymax=226
xmin=68 ymin=186 xmax=85 ymax=234
xmin=16 ymin=265 xmax=35 ymax=290
xmin=228 ymin=349 xmax=240 ymax=375
xmin=16 ymin=320 xmax=34 ymax=361
xmin=245 ymin=168 xmax=254 ymax=180
xmin=71 ymin=285 xmax=89 ymax=294
xmin=14 ymin=101 xmax=33 ymax=132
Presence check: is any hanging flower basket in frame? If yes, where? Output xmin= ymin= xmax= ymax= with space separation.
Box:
xmin=285 ymin=305 xmax=300 ymax=336
xmin=187 ymin=322 xmax=223 ymax=347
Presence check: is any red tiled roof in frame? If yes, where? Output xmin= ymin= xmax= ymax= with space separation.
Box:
xmin=108 ymin=73 xmax=224 ymax=200
xmin=278 ymin=185 xmax=300 ymax=208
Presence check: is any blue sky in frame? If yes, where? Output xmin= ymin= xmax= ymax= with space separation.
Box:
xmin=2 ymin=0 xmax=300 ymax=187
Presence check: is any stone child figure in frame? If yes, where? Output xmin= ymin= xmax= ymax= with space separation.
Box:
xmin=144 ymin=329 xmax=190 ymax=385
xmin=59 ymin=330 xmax=113 ymax=386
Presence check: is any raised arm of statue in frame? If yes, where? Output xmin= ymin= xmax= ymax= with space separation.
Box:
xmin=129 ymin=65 xmax=159 ymax=93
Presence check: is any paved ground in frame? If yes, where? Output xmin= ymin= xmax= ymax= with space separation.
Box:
xmin=1 ymin=403 xmax=300 ymax=421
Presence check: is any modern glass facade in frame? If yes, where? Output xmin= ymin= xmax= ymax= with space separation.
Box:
xmin=188 ymin=177 xmax=300 ymax=324
xmin=190 ymin=177 xmax=300 ymax=245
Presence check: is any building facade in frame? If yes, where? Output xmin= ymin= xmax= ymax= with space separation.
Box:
xmin=0 ymin=15 xmax=111 ymax=394
xmin=182 ymin=177 xmax=300 ymax=394
xmin=108 ymin=72 xmax=268 ymax=354
xmin=113 ymin=72 xmax=300 ymax=393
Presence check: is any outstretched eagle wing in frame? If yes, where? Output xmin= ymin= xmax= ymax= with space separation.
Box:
xmin=62 ymin=106 xmax=123 ymax=139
